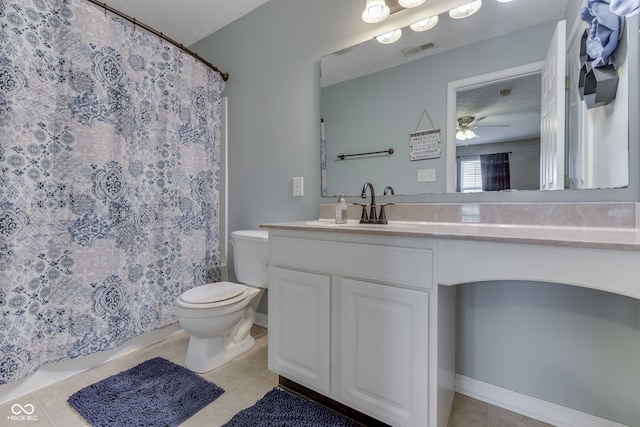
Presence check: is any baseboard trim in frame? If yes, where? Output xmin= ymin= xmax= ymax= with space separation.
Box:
xmin=455 ymin=375 xmax=628 ymax=427
xmin=254 ymin=312 xmax=268 ymax=328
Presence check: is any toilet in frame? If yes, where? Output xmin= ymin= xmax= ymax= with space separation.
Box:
xmin=175 ymin=229 xmax=269 ymax=373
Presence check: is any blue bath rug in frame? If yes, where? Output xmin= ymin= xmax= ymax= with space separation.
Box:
xmin=68 ymin=357 xmax=224 ymax=427
xmin=223 ymin=387 xmax=360 ymax=426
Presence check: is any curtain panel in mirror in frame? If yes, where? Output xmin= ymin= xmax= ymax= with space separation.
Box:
xmin=480 ymin=153 xmax=511 ymax=191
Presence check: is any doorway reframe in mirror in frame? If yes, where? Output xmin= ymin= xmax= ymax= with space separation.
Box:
xmin=446 ymin=62 xmax=544 ymax=193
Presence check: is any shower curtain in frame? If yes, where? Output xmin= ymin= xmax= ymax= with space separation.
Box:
xmin=0 ymin=0 xmax=223 ymax=384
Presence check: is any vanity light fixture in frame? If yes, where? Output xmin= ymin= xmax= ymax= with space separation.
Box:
xmin=398 ymin=0 xmax=427 ymax=8
xmin=362 ymin=0 xmax=391 ymax=23
xmin=449 ymin=0 xmax=482 ymax=19
xmin=376 ymin=28 xmax=403 ymax=44
xmin=410 ymin=15 xmax=439 ymax=32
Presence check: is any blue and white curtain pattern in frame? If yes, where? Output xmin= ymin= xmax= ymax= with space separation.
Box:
xmin=0 ymin=0 xmax=223 ymax=384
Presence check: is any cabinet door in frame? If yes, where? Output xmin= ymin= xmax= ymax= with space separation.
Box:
xmin=268 ymin=267 xmax=331 ymax=394
xmin=338 ymin=278 xmax=429 ymax=427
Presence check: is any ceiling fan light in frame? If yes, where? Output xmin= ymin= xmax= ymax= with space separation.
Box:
xmin=449 ymin=0 xmax=482 ymax=19
xmin=410 ymin=15 xmax=439 ymax=32
xmin=376 ymin=28 xmax=402 ymax=44
xmin=456 ymin=128 xmax=477 ymax=140
xmin=362 ymin=0 xmax=391 ymax=23
xmin=398 ymin=0 xmax=426 ymax=8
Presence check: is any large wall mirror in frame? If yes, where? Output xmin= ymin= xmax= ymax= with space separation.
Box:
xmin=320 ymin=0 xmax=638 ymax=198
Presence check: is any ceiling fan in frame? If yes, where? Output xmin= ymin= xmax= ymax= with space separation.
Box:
xmin=456 ymin=115 xmax=509 ymax=141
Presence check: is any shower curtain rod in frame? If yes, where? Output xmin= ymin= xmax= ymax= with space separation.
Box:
xmin=85 ymin=0 xmax=229 ymax=81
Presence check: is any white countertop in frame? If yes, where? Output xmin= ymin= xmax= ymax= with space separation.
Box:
xmin=261 ymin=219 xmax=640 ymax=251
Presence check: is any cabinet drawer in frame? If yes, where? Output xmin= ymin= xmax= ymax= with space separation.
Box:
xmin=271 ymin=237 xmax=432 ymax=290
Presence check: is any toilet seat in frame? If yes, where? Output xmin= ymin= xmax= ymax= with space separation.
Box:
xmin=177 ymin=282 xmax=249 ymax=308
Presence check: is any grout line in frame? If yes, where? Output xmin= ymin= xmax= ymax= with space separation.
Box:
xmin=31 ymin=392 xmax=57 ymax=427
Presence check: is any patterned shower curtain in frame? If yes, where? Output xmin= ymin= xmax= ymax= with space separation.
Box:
xmin=0 ymin=0 xmax=223 ymax=384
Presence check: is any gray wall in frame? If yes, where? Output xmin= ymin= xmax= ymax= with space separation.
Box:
xmin=458 ymin=281 xmax=640 ymax=425
xmin=191 ymin=1 xmax=640 ymax=425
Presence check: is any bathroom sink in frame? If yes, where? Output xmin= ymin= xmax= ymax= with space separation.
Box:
xmin=358 ymin=221 xmax=419 ymax=229
xmin=304 ymin=220 xmax=418 ymax=229
xmin=304 ymin=220 xmax=342 ymax=226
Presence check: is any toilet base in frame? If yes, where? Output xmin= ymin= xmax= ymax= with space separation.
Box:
xmin=178 ymin=288 xmax=264 ymax=373
xmin=185 ymin=331 xmax=256 ymax=373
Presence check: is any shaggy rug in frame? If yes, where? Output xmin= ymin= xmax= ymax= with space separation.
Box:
xmin=68 ymin=357 xmax=224 ymax=427
xmin=223 ymin=387 xmax=360 ymax=426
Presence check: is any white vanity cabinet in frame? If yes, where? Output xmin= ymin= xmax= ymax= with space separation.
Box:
xmin=264 ymin=206 xmax=640 ymax=427
xmin=268 ymin=266 xmax=331 ymax=393
xmin=267 ymin=230 xmax=437 ymax=427
xmin=336 ymin=277 xmax=430 ymax=426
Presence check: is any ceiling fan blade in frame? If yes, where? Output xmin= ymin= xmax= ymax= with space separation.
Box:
xmin=473 ymin=124 xmax=510 ymax=128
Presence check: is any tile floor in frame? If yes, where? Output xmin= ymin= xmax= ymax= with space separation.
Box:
xmin=447 ymin=393 xmax=554 ymax=427
xmin=0 ymin=325 xmax=554 ymax=427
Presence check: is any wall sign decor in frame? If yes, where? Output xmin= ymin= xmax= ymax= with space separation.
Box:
xmin=410 ymin=110 xmax=441 ymax=160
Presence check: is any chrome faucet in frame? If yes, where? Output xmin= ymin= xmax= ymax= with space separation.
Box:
xmin=360 ymin=182 xmax=377 ymax=223
xmin=383 ymin=185 xmax=395 ymax=195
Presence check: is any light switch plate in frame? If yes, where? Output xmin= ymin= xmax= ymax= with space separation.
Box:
xmin=417 ymin=169 xmax=436 ymax=182
xmin=293 ymin=176 xmax=304 ymax=196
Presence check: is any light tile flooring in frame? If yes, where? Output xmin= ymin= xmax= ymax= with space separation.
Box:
xmin=447 ymin=394 xmax=554 ymax=427
xmin=1 ymin=325 xmax=554 ymax=427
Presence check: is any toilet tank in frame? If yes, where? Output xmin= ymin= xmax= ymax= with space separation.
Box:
xmin=231 ymin=229 xmax=269 ymax=288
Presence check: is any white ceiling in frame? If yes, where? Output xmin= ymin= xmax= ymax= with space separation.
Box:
xmin=321 ymin=0 xmax=570 ymax=87
xmin=102 ymin=0 xmax=270 ymax=46
xmin=456 ymin=73 xmax=542 ymax=146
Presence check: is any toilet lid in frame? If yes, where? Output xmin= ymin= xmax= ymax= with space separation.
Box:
xmin=180 ymin=282 xmax=246 ymax=304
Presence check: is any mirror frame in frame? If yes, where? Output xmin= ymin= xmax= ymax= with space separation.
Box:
xmin=446 ymin=62 xmax=544 ymax=193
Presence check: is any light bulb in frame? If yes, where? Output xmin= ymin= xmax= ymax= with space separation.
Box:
xmin=362 ymin=0 xmax=390 ymax=23
xmin=398 ymin=0 xmax=426 ymax=8
xmin=410 ymin=15 xmax=438 ymax=32
xmin=376 ymin=29 xmax=402 ymax=44
xmin=449 ymin=0 xmax=482 ymax=19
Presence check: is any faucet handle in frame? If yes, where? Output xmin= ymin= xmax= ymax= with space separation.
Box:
xmin=378 ymin=203 xmax=394 ymax=224
xmin=354 ymin=203 xmax=368 ymax=223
